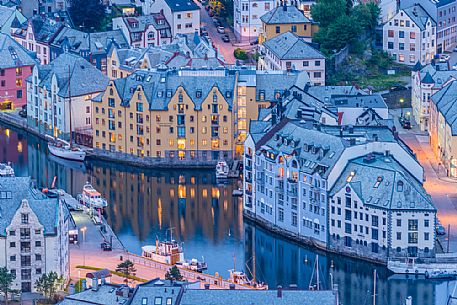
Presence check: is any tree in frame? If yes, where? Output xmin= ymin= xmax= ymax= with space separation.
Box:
xmin=165 ymin=265 xmax=183 ymax=282
xmin=234 ymin=48 xmax=248 ymax=60
xmin=69 ymin=0 xmax=106 ymax=32
xmin=35 ymin=272 xmax=63 ymax=300
xmin=116 ymin=260 xmax=136 ymax=284
xmin=311 ymin=0 xmax=347 ymax=28
xmin=0 ymin=267 xmax=17 ymax=305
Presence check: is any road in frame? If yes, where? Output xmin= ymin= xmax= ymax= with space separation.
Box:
xmin=390 ymin=109 xmax=457 ymax=252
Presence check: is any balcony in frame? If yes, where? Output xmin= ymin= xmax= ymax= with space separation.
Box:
xmin=245 ymin=154 xmax=252 ymax=160
xmin=20 ymin=235 xmax=30 ymax=241
xmin=287 ymin=178 xmax=298 ymax=184
xmin=245 ymin=189 xmax=252 ymax=195
xmin=275 ymin=186 xmax=284 ymax=193
xmin=245 ymin=176 xmax=252 ymax=183
xmin=287 ymin=189 xmax=298 ymax=197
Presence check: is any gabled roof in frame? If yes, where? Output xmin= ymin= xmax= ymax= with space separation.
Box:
xmin=262 ymin=32 xmax=325 ymax=60
xmin=430 ymin=80 xmax=457 ymax=135
xmin=421 ymin=71 xmax=435 ymax=84
xmin=402 ymin=4 xmax=436 ymax=30
xmin=0 ymin=33 xmax=37 ymax=69
xmin=260 ymin=4 xmax=311 ymax=24
xmin=121 ymin=14 xmax=171 ymax=34
xmin=29 ymin=16 xmax=64 ymax=43
xmin=164 ymin=0 xmax=199 ymax=12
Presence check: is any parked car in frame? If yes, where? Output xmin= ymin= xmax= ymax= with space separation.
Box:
xmin=398 ymin=116 xmax=411 ymax=129
xmin=200 ymin=26 xmax=208 ymax=36
xmin=389 ymin=84 xmax=408 ymax=92
xmin=436 ymin=224 xmax=446 ymax=235
xmin=222 ymin=34 xmax=230 ymax=42
xmin=208 ymin=10 xmax=214 ymax=17
xmin=452 ymin=62 xmax=457 ymax=70
xmin=101 ymin=242 xmax=112 ymax=251
xmin=453 ymin=46 xmax=457 ymax=52
xmin=18 ymin=105 xmax=27 ymax=118
xmin=439 ymin=54 xmax=451 ymax=62
xmin=217 ymin=26 xmax=225 ymax=34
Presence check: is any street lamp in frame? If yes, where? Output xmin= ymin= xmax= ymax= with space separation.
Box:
xmin=400 ymin=98 xmax=404 ymax=118
xmin=81 ymin=226 xmax=87 ymax=266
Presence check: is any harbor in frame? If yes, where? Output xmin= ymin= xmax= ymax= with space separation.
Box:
xmin=2 ymin=123 xmax=457 ymax=305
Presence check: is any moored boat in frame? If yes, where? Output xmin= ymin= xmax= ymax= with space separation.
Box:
xmin=425 ymin=269 xmax=457 ymax=280
xmin=48 ymin=141 xmax=86 ymax=161
xmin=142 ymin=239 xmax=184 ymax=265
xmin=216 ymin=161 xmax=229 ymax=179
xmin=177 ymin=258 xmax=208 ymax=273
xmin=79 ymin=183 xmax=108 ymax=209
xmin=0 ymin=163 xmax=14 ymax=177
xmin=228 ymin=269 xmax=268 ymax=289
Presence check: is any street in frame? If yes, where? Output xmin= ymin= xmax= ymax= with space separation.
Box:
xmin=390 ymin=109 xmax=457 ymax=253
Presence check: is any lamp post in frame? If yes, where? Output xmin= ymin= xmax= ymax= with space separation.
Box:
xmin=81 ymin=226 xmax=87 ymax=266
xmin=400 ymin=98 xmax=404 ymax=118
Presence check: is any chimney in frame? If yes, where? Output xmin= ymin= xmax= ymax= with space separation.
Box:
xmin=204 ymin=284 xmax=210 ymax=290
xmin=277 ymin=285 xmax=283 ymax=298
xmin=229 ymin=284 xmax=236 ymax=290
xmin=81 ymin=279 xmax=87 ymax=291
xmin=405 ymin=296 xmax=412 ymax=305
xmin=91 ymin=278 xmax=98 ymax=291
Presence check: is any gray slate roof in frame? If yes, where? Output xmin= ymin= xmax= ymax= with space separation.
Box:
xmin=430 ymin=80 xmax=457 ymax=135
xmin=329 ymin=94 xmax=387 ymax=109
xmin=57 ymin=284 xmax=130 ymax=305
xmin=0 ymin=176 xmax=60 ymax=237
xmin=330 ymin=154 xmax=435 ymax=211
xmin=260 ymin=4 xmax=311 ymax=24
xmin=164 ymin=0 xmax=199 ymax=12
xmin=403 ymin=4 xmax=436 ymax=30
xmin=16 ymin=16 xmax=64 ymax=43
xmin=121 ymin=14 xmax=171 ymax=35
xmin=262 ymin=32 xmax=325 ymax=60
xmin=419 ymin=64 xmax=457 ymax=89
xmin=0 ymin=32 xmax=36 ymax=69
xmin=36 ymin=53 xmax=109 ymax=97
xmin=180 ymin=289 xmax=337 ymax=305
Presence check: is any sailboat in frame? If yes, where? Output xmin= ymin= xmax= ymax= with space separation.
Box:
xmin=48 ymin=66 xmax=86 ymax=161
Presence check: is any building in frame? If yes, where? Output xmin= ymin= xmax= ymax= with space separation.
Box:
xmin=383 ymin=4 xmax=436 ymax=66
xmin=0 ymin=5 xmax=26 ymax=34
xmin=328 ymin=154 xmax=436 ymax=261
xmin=0 ymin=33 xmax=37 ymax=110
xmin=27 ymin=53 xmax=109 ymax=140
xmin=0 ymin=176 xmax=71 ymax=292
xmin=243 ymin=104 xmax=426 ymax=260
xmin=401 ymin=0 xmax=457 ymax=53
xmin=258 ymin=3 xmax=319 ymax=44
xmin=112 ymin=14 xmax=172 ymax=48
xmin=57 ymin=278 xmax=339 ymax=305
xmin=12 ymin=16 xmax=64 ymax=65
xmin=141 ymin=0 xmax=200 ymax=36
xmin=50 ymin=28 xmax=129 ymax=74
xmin=234 ymin=0 xmax=275 ymax=42
xmin=258 ymin=32 xmax=325 ymax=85
xmin=411 ymin=62 xmax=457 ymax=131
xmin=429 ymin=79 xmax=457 ymax=178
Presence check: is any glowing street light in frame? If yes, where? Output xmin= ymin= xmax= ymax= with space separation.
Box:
xmin=400 ymin=98 xmax=405 ymax=117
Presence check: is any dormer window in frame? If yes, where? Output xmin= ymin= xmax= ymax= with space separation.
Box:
xmin=225 ymin=91 xmax=231 ymax=98
xmin=196 ymin=90 xmax=202 ymax=98
xmin=397 ymin=180 xmax=404 ymax=192
xmin=259 ymin=90 xmax=265 ymax=101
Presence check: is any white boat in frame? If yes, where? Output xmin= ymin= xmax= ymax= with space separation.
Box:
xmin=48 ymin=142 xmax=86 ymax=161
xmin=142 ymin=239 xmax=185 ymax=265
xmin=425 ymin=269 xmax=457 ymax=280
xmin=228 ymin=270 xmax=268 ymax=289
xmin=177 ymin=258 xmax=208 ymax=273
xmin=79 ymin=183 xmax=108 ymax=209
xmin=388 ymin=256 xmax=457 ymax=275
xmin=0 ymin=163 xmax=14 ymax=177
xmin=216 ymin=161 xmax=229 ymax=178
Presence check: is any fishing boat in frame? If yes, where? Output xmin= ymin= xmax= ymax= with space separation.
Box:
xmin=388 ymin=256 xmax=457 ymax=275
xmin=0 ymin=163 xmax=14 ymax=177
xmin=228 ymin=270 xmax=268 ymax=289
xmin=216 ymin=161 xmax=229 ymax=179
xmin=176 ymin=258 xmax=208 ymax=273
xmin=79 ymin=183 xmax=108 ymax=209
xmin=425 ymin=269 xmax=457 ymax=280
xmin=142 ymin=239 xmax=184 ymax=265
xmin=47 ymin=66 xmax=86 ymax=162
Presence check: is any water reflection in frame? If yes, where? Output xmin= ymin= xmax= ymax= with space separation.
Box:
xmin=1 ymin=124 xmax=456 ymax=305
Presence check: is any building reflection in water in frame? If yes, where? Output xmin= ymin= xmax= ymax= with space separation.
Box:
xmin=1 ymin=124 xmax=456 ymax=304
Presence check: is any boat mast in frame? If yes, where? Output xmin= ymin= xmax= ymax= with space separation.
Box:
xmin=68 ymin=65 xmax=72 ymax=147
xmin=316 ymin=255 xmax=320 ymax=291
xmin=373 ymin=269 xmax=377 ymax=305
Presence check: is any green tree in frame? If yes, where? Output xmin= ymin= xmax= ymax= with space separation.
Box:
xmin=116 ymin=260 xmax=136 ymax=284
xmin=352 ymin=3 xmax=380 ymax=30
xmin=234 ymin=48 xmax=248 ymax=60
xmin=164 ymin=265 xmax=183 ymax=281
xmin=69 ymin=0 xmax=106 ymax=32
xmin=0 ymin=267 xmax=17 ymax=305
xmin=314 ymin=15 xmax=362 ymax=53
xmin=35 ymin=272 xmax=63 ymax=300
xmin=311 ymin=0 xmax=347 ymax=28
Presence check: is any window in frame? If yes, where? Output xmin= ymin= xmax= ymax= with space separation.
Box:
xmin=36 ymin=268 xmax=42 ymax=275
xmin=396 ymin=232 xmax=401 ymax=240
xmin=9 ymin=230 xmax=15 ymax=236
xmin=108 ymin=98 xmax=115 ymax=107
xmin=388 ymin=42 xmax=394 ymax=49
xmin=399 ymin=43 xmax=405 ymax=50
xmin=166 ymin=298 xmax=172 ymax=305
xmin=410 ymin=32 xmax=416 ymax=39
xmin=17 ymin=90 xmax=22 ymax=98
xmin=10 ymin=242 xmax=15 ymax=248
xmin=21 ymin=213 xmax=29 ymax=224
xmin=408 ymin=219 xmax=418 ymax=231
xmin=397 ymin=219 xmax=401 ymax=226
xmin=372 ymin=215 xmax=378 ymax=227
xmin=313 ymin=72 xmax=322 ymax=78
xmin=142 ymin=297 xmax=148 ymax=305
xmin=424 ymin=232 xmax=430 ymax=241
xmin=35 ymin=254 xmax=42 ymax=261
xmin=276 ymin=26 xmax=280 ymax=33
xmin=315 ymin=60 xmax=321 ymax=66
xmin=10 ymin=255 xmax=16 ymax=261
xmin=16 ymin=78 xmax=22 ymax=87
xmin=303 ymin=60 xmax=309 ymax=66
xmin=154 ymin=297 xmax=162 ymax=305
xmin=278 ymin=207 xmax=284 ymax=222
xmin=35 ymin=229 xmax=40 ymax=235
xmin=399 ymin=31 xmax=404 ymax=38
xmin=408 ymin=232 xmax=418 ymax=244
xmin=388 ymin=30 xmax=394 ymax=37
xmin=372 ymin=228 xmax=378 ymax=240
xmin=35 ymin=241 xmax=41 ymax=247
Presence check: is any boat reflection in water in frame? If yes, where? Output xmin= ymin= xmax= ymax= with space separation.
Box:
xmin=1 ymin=124 xmax=457 ymax=305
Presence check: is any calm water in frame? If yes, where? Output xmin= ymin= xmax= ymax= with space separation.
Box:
xmin=0 ymin=123 xmax=455 ymax=305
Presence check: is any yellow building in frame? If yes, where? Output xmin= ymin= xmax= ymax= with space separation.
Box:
xmin=259 ymin=4 xmax=319 ymax=44
xmin=93 ymin=68 xmax=309 ymax=161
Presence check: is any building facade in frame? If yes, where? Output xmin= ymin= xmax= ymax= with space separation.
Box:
xmin=258 ymin=32 xmax=325 ymax=85
xmin=27 ymin=53 xmax=108 ymax=140
xmin=0 ymin=5 xmax=26 ymax=35
xmin=0 ymin=33 xmax=36 ymax=110
xmin=234 ymin=0 xmax=275 ymax=42
xmin=0 ymin=176 xmax=70 ymax=293
xmin=383 ymin=4 xmax=436 ymax=66
xmin=258 ymin=4 xmax=318 ymax=44
xmin=112 ymin=14 xmax=172 ymax=48
xmin=141 ymin=0 xmax=200 ymax=36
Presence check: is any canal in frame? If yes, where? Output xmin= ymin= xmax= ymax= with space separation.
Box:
xmin=0 ymin=123 xmax=455 ymax=305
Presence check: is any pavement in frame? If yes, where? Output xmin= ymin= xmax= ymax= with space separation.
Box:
xmin=389 ymin=109 xmax=457 ymax=253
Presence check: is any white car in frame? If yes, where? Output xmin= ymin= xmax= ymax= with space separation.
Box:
xmin=439 ymin=54 xmax=451 ymax=62
xmin=217 ymin=26 xmax=225 ymax=34
xmin=452 ymin=62 xmax=457 ymax=70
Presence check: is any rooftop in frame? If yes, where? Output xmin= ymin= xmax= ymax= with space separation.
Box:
xmin=57 ymin=284 xmax=131 ymax=305
xmin=260 ymin=4 xmax=311 ymax=24
xmin=402 ymin=4 xmax=436 ymax=30
xmin=120 ymin=14 xmax=171 ymax=34
xmin=430 ymin=79 xmax=457 ymax=135
xmin=164 ymin=0 xmax=199 ymax=12
xmin=0 ymin=32 xmax=36 ymax=69
xmin=262 ymin=32 xmax=325 ymax=60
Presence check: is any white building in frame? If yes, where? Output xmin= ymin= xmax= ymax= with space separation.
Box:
xmin=383 ymin=4 xmax=436 ymax=66
xmin=411 ymin=62 xmax=457 ymax=131
xmin=27 ymin=53 xmax=108 ymax=140
xmin=258 ymin=32 xmax=326 ymax=86
xmin=0 ymin=176 xmax=71 ymax=293
xmin=112 ymin=14 xmax=172 ymax=48
xmin=141 ymin=0 xmax=200 ymax=36
xmin=329 ymin=154 xmax=436 ymax=261
xmin=234 ymin=0 xmax=275 ymax=42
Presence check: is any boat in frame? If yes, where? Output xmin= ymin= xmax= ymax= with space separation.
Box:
xmin=79 ymin=183 xmax=108 ymax=209
xmin=425 ymin=269 xmax=457 ymax=280
xmin=232 ymin=189 xmax=243 ymax=197
xmin=0 ymin=163 xmax=14 ymax=177
xmin=228 ymin=269 xmax=268 ymax=289
xmin=176 ymin=258 xmax=208 ymax=273
xmin=142 ymin=239 xmax=184 ymax=265
xmin=216 ymin=161 xmax=229 ymax=178
xmin=388 ymin=255 xmax=457 ymax=275
xmin=49 ymin=153 xmax=87 ymax=171
xmin=47 ymin=66 xmax=86 ymax=162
